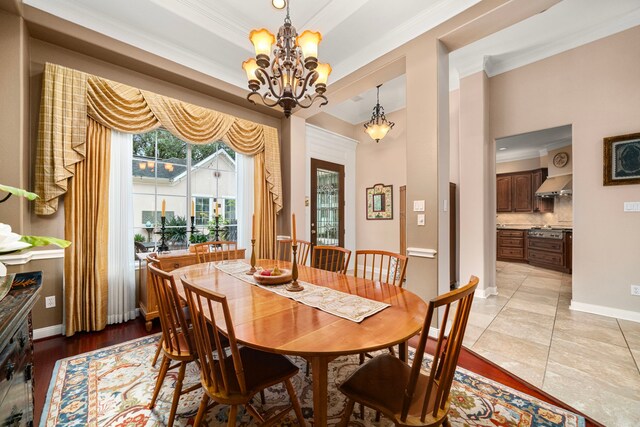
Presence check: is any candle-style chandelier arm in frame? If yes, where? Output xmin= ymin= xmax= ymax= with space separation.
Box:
xmin=293 ymin=71 xmax=318 ymax=101
xmin=296 ymin=92 xmax=328 ymax=109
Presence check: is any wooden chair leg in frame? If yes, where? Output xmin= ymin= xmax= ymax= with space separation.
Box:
xmin=339 ymin=399 xmax=355 ymax=427
xmin=167 ymin=362 xmax=187 ymax=427
xmin=442 ymin=416 xmax=451 ymax=427
xmin=151 ymin=337 xmax=163 ymax=367
xmin=305 ymin=360 xmax=310 ymax=377
xmin=359 ymin=403 xmax=364 ymax=420
xmin=260 ymin=390 xmax=266 ymax=405
xmin=227 ymin=405 xmax=238 ymax=427
xmin=359 ymin=353 xmax=365 ymax=365
xmin=284 ymin=378 xmax=305 ymax=426
xmin=149 ymin=355 xmax=169 ymax=409
xmin=193 ymin=394 xmax=209 ymax=427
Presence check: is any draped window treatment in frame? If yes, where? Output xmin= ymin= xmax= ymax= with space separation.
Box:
xmin=36 ymin=63 xmax=283 ymax=336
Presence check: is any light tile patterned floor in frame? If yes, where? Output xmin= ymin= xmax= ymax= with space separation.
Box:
xmin=467 ymin=262 xmax=640 ymax=426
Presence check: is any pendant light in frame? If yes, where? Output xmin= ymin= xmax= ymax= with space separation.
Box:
xmin=364 ymin=84 xmax=395 ymax=143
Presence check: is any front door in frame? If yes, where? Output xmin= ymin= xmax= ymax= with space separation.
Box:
xmin=310 ymin=158 xmax=344 ymax=247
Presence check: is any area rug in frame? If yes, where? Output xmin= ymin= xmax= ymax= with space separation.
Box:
xmin=41 ymin=334 xmax=585 ymax=426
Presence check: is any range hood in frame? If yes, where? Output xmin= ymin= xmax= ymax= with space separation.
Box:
xmin=535 ymin=174 xmax=572 ymax=197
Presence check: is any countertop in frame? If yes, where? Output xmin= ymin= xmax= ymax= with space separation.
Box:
xmin=497 ymin=225 xmax=573 ymax=231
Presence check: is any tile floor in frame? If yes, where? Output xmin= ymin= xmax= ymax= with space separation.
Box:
xmin=465 ymin=261 xmax=640 ymax=426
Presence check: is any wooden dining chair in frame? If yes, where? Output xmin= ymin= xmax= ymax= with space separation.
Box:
xmin=146 ymin=253 xmax=163 ymax=368
xmin=276 ymin=238 xmax=312 ymax=265
xmin=193 ymin=240 xmax=238 ymax=264
xmin=148 ymin=264 xmax=201 ymax=427
xmin=338 ymin=276 xmax=479 ymax=426
xmin=354 ymin=250 xmax=408 ymax=287
xmin=181 ymin=277 xmax=306 ymax=427
xmin=311 ymin=245 xmax=351 ymax=274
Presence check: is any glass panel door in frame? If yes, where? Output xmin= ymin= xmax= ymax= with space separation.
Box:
xmin=310 ymin=159 xmax=344 ymax=247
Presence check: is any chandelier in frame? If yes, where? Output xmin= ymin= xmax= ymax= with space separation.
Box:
xmin=364 ymin=84 xmax=395 ymax=143
xmin=242 ymin=0 xmax=331 ymax=118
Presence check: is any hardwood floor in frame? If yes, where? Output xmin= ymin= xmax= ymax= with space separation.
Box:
xmin=34 ymin=317 xmax=600 ymax=426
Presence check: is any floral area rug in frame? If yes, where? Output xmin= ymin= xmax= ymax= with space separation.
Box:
xmin=41 ymin=334 xmax=585 ymax=426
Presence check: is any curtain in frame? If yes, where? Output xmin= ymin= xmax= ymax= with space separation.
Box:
xmin=36 ymin=63 xmax=285 ymax=334
xmin=107 ymin=130 xmax=136 ymax=324
xmin=64 ymin=118 xmax=110 ymax=336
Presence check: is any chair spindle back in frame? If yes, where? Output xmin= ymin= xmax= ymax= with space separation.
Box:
xmin=354 ymin=250 xmax=408 ymax=287
xmin=312 ymin=245 xmax=351 ymax=274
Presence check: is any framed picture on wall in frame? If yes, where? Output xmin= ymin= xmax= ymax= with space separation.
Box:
xmin=366 ymin=183 xmax=393 ymax=220
xmin=603 ymin=132 xmax=640 ymax=186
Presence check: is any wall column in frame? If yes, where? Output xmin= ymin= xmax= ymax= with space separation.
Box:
xmin=459 ymin=71 xmax=496 ymax=296
xmin=0 ymin=10 xmax=29 ymax=234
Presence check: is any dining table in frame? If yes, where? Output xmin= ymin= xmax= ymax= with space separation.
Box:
xmin=171 ymin=258 xmax=428 ymax=426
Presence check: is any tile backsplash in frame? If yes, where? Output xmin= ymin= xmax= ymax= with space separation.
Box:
xmin=497 ymin=195 xmax=573 ymax=227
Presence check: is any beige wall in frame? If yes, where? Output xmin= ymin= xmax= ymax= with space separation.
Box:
xmin=489 ymin=26 xmax=640 ymax=315
xmin=355 ymin=109 xmax=406 ymax=253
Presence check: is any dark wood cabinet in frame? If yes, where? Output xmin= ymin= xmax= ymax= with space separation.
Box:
xmin=527 ymin=233 xmax=571 ymax=273
xmin=531 ymin=169 xmax=554 ymax=213
xmin=496 ymin=176 xmax=513 ymax=212
xmin=513 ymin=173 xmax=533 ymax=212
xmin=0 ymin=273 xmax=41 ymax=427
xmin=497 ymin=229 xmax=527 ymax=262
xmin=497 ymin=168 xmax=554 ymax=213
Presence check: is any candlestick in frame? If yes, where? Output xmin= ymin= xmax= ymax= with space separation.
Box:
xmin=212 ymin=214 xmax=221 ymax=241
xmin=286 ymin=243 xmax=304 ymax=292
xmin=191 ymin=200 xmax=195 ymax=217
xmin=215 ymin=199 xmax=219 ymax=216
xmin=158 ymin=216 xmax=169 ymax=252
xmin=246 ymin=238 xmax=257 ymax=275
xmin=189 ymin=215 xmax=196 ymax=245
xmin=161 ymin=199 xmax=166 ymax=217
xmin=292 ymin=213 xmax=297 ymax=245
xmin=252 ymin=213 xmax=256 ymax=240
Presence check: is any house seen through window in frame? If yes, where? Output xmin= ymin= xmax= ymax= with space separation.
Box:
xmin=132 ymin=129 xmax=239 ymax=249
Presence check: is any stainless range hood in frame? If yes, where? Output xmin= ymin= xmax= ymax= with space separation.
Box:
xmin=535 ymin=174 xmax=572 ymax=197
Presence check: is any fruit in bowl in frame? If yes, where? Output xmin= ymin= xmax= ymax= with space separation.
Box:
xmin=254 ymin=267 xmax=291 ymax=285
xmin=259 ymin=267 xmax=282 ymax=277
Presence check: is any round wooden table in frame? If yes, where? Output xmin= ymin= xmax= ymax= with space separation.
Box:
xmin=172 ymin=259 xmax=427 ymax=426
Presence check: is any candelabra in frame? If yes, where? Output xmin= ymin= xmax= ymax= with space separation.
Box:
xmin=157 ymin=217 xmax=169 ymax=252
xmin=246 ymin=238 xmax=257 ymax=275
xmin=286 ymin=244 xmax=304 ymax=292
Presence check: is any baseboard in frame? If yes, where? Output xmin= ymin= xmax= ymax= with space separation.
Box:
xmin=475 ymin=286 xmax=498 ymax=299
xmin=570 ymin=300 xmax=640 ymax=323
xmin=34 ymin=324 xmax=64 ymax=340
xmin=34 ymin=310 xmax=141 ymax=341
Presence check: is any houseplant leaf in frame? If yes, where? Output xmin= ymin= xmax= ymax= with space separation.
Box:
xmin=19 ymin=235 xmax=71 ymax=248
xmin=0 ymin=184 xmax=39 ymax=201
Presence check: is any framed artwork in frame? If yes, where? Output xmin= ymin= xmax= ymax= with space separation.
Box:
xmin=366 ymin=183 xmax=393 ymax=220
xmin=603 ymin=132 xmax=640 ymax=186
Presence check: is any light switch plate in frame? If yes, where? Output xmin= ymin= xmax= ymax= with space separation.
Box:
xmin=413 ymin=200 xmax=425 ymax=212
xmin=624 ymin=202 xmax=640 ymax=212
xmin=417 ymin=214 xmax=425 ymax=226
xmin=45 ymin=295 xmax=56 ymax=308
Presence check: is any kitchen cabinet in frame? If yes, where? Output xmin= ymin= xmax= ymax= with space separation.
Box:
xmin=527 ymin=232 xmax=571 ymax=273
xmin=497 ymin=168 xmax=554 ymax=213
xmin=496 ymin=176 xmax=513 ymax=212
xmin=531 ymin=169 xmax=554 ymax=213
xmin=497 ymin=229 xmax=527 ymax=262
xmin=139 ymin=248 xmax=245 ymax=331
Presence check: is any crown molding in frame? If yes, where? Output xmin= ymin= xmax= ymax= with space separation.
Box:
xmin=25 ymin=0 xmax=250 ymax=88
xmin=150 ymin=0 xmax=251 ymax=50
xmin=331 ymin=0 xmax=481 ymax=83
xmin=303 ymin=0 xmax=369 ymax=34
xmin=452 ymin=6 xmax=640 ymax=91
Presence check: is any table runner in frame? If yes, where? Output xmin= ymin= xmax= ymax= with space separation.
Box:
xmin=215 ymin=261 xmax=390 ymax=323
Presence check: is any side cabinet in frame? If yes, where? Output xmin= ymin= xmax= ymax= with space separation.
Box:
xmin=497 ymin=168 xmax=554 ymax=213
xmin=0 ymin=273 xmax=41 ymax=427
xmin=139 ymin=248 xmax=246 ymax=331
xmin=512 ymin=173 xmax=533 ymax=212
xmin=496 ymin=176 xmax=513 ymax=212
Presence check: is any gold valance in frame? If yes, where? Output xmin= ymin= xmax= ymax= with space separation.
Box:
xmin=35 ymin=62 xmax=282 ymax=215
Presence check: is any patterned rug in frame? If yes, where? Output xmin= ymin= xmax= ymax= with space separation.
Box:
xmin=41 ymin=334 xmax=585 ymax=426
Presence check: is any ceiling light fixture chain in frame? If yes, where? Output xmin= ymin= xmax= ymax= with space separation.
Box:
xmin=243 ymin=0 xmax=331 ymax=117
xmin=364 ymin=84 xmax=395 ymax=143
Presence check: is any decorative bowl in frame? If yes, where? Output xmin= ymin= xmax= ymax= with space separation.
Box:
xmin=253 ymin=268 xmax=292 ymax=285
